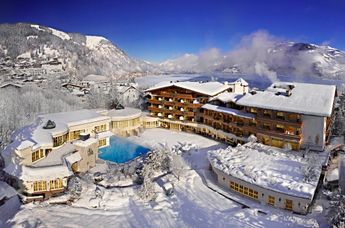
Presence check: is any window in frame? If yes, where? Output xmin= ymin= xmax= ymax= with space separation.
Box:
xmin=275 ymin=124 xmax=285 ymax=133
xmin=50 ymin=179 xmax=64 ymax=190
xmin=249 ymin=120 xmax=257 ymax=127
xmin=263 ymin=110 xmax=272 ymax=118
xmin=229 ymin=180 xmax=258 ymax=200
xmin=98 ymin=139 xmax=107 ymax=147
xmin=32 ymin=149 xmax=45 ymax=162
xmin=285 ymin=199 xmax=293 ymax=210
xmin=263 ymin=123 xmax=271 ymax=130
xmin=69 ymin=130 xmax=84 ymax=141
xmin=249 ymin=108 xmax=257 ymax=114
xmin=53 ymin=133 xmax=68 ymax=147
xmin=33 ymin=181 xmax=47 ymax=192
xmin=268 ymin=195 xmax=275 ymax=206
xmin=95 ymin=124 xmax=107 ymax=133
xmin=276 ymin=112 xmax=285 ymax=120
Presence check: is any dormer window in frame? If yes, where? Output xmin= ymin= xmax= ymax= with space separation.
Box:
xmin=43 ymin=120 xmax=56 ymax=129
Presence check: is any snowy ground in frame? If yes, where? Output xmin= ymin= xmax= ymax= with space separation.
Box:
xmin=6 ymin=129 xmax=325 ymax=227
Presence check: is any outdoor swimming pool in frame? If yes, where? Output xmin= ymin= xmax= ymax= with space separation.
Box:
xmin=98 ymin=136 xmax=150 ymax=163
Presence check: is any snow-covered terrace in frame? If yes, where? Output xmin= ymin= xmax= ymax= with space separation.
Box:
xmin=236 ymin=82 xmax=336 ymax=117
xmin=208 ymin=142 xmax=325 ymax=199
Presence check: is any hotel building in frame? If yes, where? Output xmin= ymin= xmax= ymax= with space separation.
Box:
xmin=146 ymin=79 xmax=336 ymax=151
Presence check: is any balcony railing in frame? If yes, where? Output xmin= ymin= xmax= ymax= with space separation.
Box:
xmin=256 ymin=116 xmax=302 ymax=127
xmin=204 ymin=115 xmax=301 ymax=141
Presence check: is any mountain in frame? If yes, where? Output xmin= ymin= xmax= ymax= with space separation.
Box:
xmin=159 ymin=42 xmax=345 ymax=81
xmin=0 ymin=23 xmax=160 ymax=80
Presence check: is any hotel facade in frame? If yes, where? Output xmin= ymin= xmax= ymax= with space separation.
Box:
xmin=146 ymin=78 xmax=336 ymax=151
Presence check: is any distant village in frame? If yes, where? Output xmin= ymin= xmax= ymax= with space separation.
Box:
xmin=0 ymin=56 xmax=144 ymax=106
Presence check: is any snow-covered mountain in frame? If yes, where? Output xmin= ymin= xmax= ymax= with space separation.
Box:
xmin=0 ymin=23 xmax=160 ymax=80
xmin=159 ymin=35 xmax=345 ymax=81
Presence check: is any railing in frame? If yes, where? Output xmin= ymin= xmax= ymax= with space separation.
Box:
xmin=148 ymin=106 xmax=194 ymax=117
xmin=149 ymin=98 xmax=202 ymax=110
xmin=256 ymin=116 xmax=302 ymax=127
xmin=203 ymin=115 xmax=301 ymax=141
xmin=149 ymin=99 xmax=162 ymax=105
xmin=158 ymin=92 xmax=193 ymax=99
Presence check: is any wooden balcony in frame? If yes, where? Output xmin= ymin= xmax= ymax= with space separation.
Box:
xmin=256 ymin=116 xmax=302 ymax=127
xmin=149 ymin=99 xmax=162 ymax=105
xmin=175 ymin=94 xmax=193 ymax=99
xmin=158 ymin=92 xmax=193 ymax=99
xmin=148 ymin=106 xmax=161 ymax=112
xmin=204 ymin=115 xmax=301 ymax=142
xmin=187 ymin=103 xmax=202 ymax=109
xmin=159 ymin=92 xmax=174 ymax=98
xmin=164 ymin=101 xmax=175 ymax=106
xmin=184 ymin=111 xmax=195 ymax=117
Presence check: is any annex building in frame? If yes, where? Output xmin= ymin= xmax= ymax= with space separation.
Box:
xmin=3 ymin=108 xmax=158 ymax=200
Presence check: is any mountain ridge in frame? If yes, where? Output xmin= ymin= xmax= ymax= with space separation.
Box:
xmin=0 ymin=23 xmax=160 ymax=80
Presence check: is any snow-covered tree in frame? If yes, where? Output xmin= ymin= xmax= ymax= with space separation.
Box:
xmin=170 ymin=154 xmax=190 ymax=180
xmin=137 ymin=162 xmax=156 ymax=201
xmin=0 ymin=85 xmax=80 ymax=148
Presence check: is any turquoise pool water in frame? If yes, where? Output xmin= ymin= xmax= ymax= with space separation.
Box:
xmin=98 ymin=136 xmax=150 ymax=163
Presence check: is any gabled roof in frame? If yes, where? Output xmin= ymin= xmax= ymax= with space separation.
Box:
xmin=146 ymin=81 xmax=231 ymax=96
xmin=0 ymin=82 xmax=22 ymax=89
xmin=234 ymin=78 xmax=248 ymax=86
xmin=236 ymin=82 xmax=336 ymax=117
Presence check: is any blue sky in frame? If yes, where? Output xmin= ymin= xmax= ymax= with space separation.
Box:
xmin=1 ymin=0 xmax=344 ymax=62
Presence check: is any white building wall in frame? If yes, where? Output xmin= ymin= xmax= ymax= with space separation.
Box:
xmin=214 ymin=167 xmax=311 ymax=214
xmin=301 ymin=115 xmax=326 ymax=151
xmin=233 ymin=82 xmax=249 ymax=94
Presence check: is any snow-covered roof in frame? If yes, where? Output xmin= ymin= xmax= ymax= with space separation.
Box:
xmin=116 ymin=85 xmax=140 ymax=94
xmin=146 ymin=81 xmax=231 ymax=96
xmin=326 ymin=168 xmax=339 ymax=182
xmin=208 ymin=142 xmax=323 ymax=199
xmin=74 ymin=138 xmax=98 ymax=147
xmin=107 ymin=107 xmax=141 ymax=121
xmin=15 ymin=109 xmax=110 ymax=149
xmin=22 ymin=165 xmax=73 ymax=181
xmin=65 ymin=152 xmax=82 ymax=165
xmin=0 ymin=82 xmax=22 ymax=89
xmin=234 ymin=78 xmax=248 ymax=86
xmin=5 ymin=161 xmax=73 ymax=182
xmin=32 ymin=143 xmax=76 ymax=167
xmin=96 ymin=131 xmax=114 ymax=139
xmin=236 ymin=82 xmax=336 ymax=117
xmin=17 ymin=140 xmax=35 ymax=150
xmin=209 ymin=92 xmax=244 ymax=103
xmin=202 ymin=104 xmax=255 ymax=119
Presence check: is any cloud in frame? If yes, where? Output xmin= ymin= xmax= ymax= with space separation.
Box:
xmin=160 ymin=30 xmax=345 ymax=81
